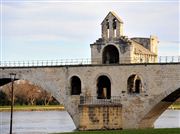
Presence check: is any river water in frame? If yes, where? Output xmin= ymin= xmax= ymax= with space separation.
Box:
xmin=0 ymin=110 xmax=179 ymax=134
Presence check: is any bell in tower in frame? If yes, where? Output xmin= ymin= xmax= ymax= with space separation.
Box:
xmin=101 ymin=11 xmax=124 ymax=39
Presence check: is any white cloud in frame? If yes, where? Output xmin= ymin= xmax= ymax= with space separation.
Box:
xmin=1 ymin=1 xmax=179 ymax=61
xmin=3 ymin=3 xmax=102 ymax=43
xmin=158 ymin=41 xmax=179 ymax=56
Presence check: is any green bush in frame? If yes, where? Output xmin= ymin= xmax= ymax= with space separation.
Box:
xmin=0 ymin=91 xmax=10 ymax=105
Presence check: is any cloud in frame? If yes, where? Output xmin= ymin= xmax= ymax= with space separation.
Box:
xmin=3 ymin=3 xmax=103 ymax=43
xmin=1 ymin=1 xmax=179 ymax=61
xmin=158 ymin=41 xmax=179 ymax=56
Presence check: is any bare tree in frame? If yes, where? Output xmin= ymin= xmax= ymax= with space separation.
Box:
xmin=0 ymin=80 xmax=59 ymax=105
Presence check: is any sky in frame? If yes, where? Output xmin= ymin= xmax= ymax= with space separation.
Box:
xmin=0 ymin=0 xmax=179 ymax=61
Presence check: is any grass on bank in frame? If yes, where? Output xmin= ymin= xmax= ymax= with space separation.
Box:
xmin=1 ymin=104 xmax=179 ymax=111
xmin=0 ymin=105 xmax=64 ymax=111
xmin=56 ymin=128 xmax=180 ymax=134
xmin=0 ymin=103 xmax=179 ymax=112
xmin=170 ymin=103 xmax=180 ymax=109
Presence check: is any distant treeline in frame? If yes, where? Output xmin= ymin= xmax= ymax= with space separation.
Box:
xmin=0 ymin=80 xmax=59 ymax=106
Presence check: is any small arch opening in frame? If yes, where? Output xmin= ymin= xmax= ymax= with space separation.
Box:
xmin=113 ymin=18 xmax=117 ymax=37
xmin=71 ymin=76 xmax=81 ymax=95
xmin=113 ymin=18 xmax=117 ymax=29
xmin=102 ymin=45 xmax=119 ymax=64
xmin=127 ymin=74 xmax=142 ymax=94
xmin=106 ymin=19 xmax=109 ymax=29
xmin=97 ymin=75 xmax=111 ymax=99
xmin=106 ymin=19 xmax=109 ymax=38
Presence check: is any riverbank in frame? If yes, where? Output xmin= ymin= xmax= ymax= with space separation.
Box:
xmin=57 ymin=128 xmax=180 ymax=134
xmin=168 ymin=104 xmax=180 ymax=110
xmin=0 ymin=105 xmax=179 ymax=112
xmin=0 ymin=105 xmax=64 ymax=112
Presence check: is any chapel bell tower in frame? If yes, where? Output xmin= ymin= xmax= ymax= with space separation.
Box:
xmin=91 ymin=11 xmax=158 ymax=65
xmin=101 ymin=11 xmax=124 ymax=39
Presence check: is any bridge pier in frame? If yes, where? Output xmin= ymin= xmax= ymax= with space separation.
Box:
xmin=78 ymin=104 xmax=122 ymax=130
xmin=78 ymin=96 xmax=122 ymax=130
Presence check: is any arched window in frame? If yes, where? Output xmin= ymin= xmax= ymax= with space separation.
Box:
xmin=71 ymin=76 xmax=81 ymax=95
xmin=127 ymin=75 xmax=142 ymax=94
xmin=106 ymin=19 xmax=109 ymax=29
xmin=113 ymin=18 xmax=117 ymax=29
xmin=113 ymin=18 xmax=117 ymax=37
xmin=102 ymin=45 xmax=119 ymax=64
xmin=97 ymin=75 xmax=111 ymax=99
xmin=106 ymin=19 xmax=110 ymax=38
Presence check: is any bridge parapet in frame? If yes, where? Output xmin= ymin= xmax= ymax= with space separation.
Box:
xmin=0 ymin=56 xmax=179 ymax=67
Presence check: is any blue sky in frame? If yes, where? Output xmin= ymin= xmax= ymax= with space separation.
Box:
xmin=0 ymin=0 xmax=179 ymax=61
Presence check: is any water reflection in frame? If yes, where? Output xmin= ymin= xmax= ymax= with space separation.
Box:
xmin=0 ymin=110 xmax=179 ymax=134
xmin=154 ymin=110 xmax=180 ymax=128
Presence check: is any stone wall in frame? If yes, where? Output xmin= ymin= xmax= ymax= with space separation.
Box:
xmin=131 ymin=38 xmax=150 ymax=50
xmin=79 ymin=104 xmax=122 ymax=130
xmin=90 ymin=40 xmax=132 ymax=64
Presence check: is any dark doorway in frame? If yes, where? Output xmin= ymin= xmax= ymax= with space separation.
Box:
xmin=102 ymin=45 xmax=119 ymax=64
xmin=97 ymin=75 xmax=111 ymax=99
xmin=71 ymin=76 xmax=81 ymax=95
xmin=127 ymin=75 xmax=142 ymax=94
xmin=135 ymin=80 xmax=141 ymax=93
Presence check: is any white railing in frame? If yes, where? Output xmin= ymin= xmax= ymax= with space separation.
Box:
xmin=0 ymin=56 xmax=179 ymax=67
xmin=0 ymin=59 xmax=91 ymax=67
xmin=158 ymin=56 xmax=180 ymax=63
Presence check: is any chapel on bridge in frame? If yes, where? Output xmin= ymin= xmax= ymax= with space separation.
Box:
xmin=90 ymin=11 xmax=158 ymax=64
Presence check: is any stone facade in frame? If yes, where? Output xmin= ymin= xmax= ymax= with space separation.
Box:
xmin=91 ymin=12 xmax=158 ymax=64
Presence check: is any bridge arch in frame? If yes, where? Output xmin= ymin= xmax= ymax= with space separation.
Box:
xmin=127 ymin=74 xmax=142 ymax=94
xmin=102 ymin=44 xmax=119 ymax=64
xmin=0 ymin=78 xmax=76 ymax=129
xmin=139 ymin=87 xmax=180 ymax=128
xmin=70 ymin=76 xmax=81 ymax=95
xmin=0 ymin=70 xmax=82 ymax=129
xmin=96 ymin=75 xmax=111 ymax=99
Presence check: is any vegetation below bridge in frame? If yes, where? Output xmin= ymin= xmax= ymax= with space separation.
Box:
xmin=0 ymin=105 xmax=64 ymax=112
xmin=0 ymin=80 xmax=59 ymax=106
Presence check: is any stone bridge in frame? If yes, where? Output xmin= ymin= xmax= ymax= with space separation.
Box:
xmin=0 ymin=63 xmax=180 ymax=130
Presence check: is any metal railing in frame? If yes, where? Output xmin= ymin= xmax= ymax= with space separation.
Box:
xmin=80 ymin=96 xmax=122 ymax=105
xmin=0 ymin=59 xmax=91 ymax=67
xmin=0 ymin=56 xmax=179 ymax=67
xmin=158 ymin=56 xmax=180 ymax=63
